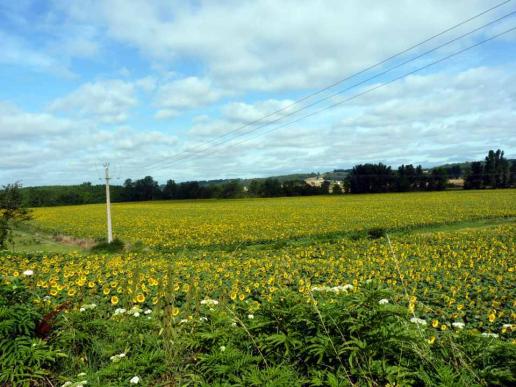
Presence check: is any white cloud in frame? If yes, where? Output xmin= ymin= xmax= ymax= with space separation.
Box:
xmin=0 ymin=102 xmax=72 ymax=140
xmin=222 ymin=99 xmax=294 ymax=123
xmin=0 ymin=30 xmax=75 ymax=78
xmin=140 ymin=66 xmax=516 ymax=181
xmin=0 ymin=101 xmax=180 ymax=185
xmin=2 ymin=1 xmax=516 ymax=184
xmin=154 ymin=76 xmax=224 ymax=115
xmin=48 ymin=80 xmax=137 ymax=123
xmin=60 ymin=0 xmax=515 ymax=92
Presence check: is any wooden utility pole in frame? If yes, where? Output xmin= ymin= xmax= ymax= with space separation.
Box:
xmin=104 ymin=162 xmax=113 ymax=243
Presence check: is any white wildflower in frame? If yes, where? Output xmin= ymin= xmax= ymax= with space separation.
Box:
xmin=410 ymin=317 xmax=427 ymax=326
xmin=127 ymin=306 xmax=142 ymax=316
xmin=179 ymin=319 xmax=189 ymax=324
xmin=199 ymin=317 xmax=208 ymax=322
xmin=129 ymin=376 xmax=140 ymax=384
xmin=220 ymin=345 xmax=226 ymax=352
xmin=378 ymin=299 xmax=389 ymax=305
xmin=481 ymin=332 xmax=499 ymax=338
xmin=113 ymin=308 xmax=126 ymax=316
xmin=79 ymin=304 xmax=97 ymax=312
xmin=144 ymin=309 xmax=152 ymax=315
xmin=61 ymin=382 xmax=72 ymax=387
xmin=76 ymin=381 xmax=88 ymax=387
xmin=200 ymin=299 xmax=219 ymax=306
xmin=452 ymin=322 xmax=465 ymax=329
xmin=502 ymin=324 xmax=512 ymax=329
xmin=231 ymin=322 xmax=237 ymax=327
xmin=312 ymin=284 xmax=353 ymax=294
xmin=23 ymin=269 xmax=34 ymax=276
xmin=248 ymin=314 xmax=254 ymax=320
xmin=110 ymin=353 xmax=126 ymax=363
xmin=77 ymin=372 xmax=87 ymax=377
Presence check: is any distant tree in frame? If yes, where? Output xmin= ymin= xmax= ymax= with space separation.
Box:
xmin=162 ymin=180 xmax=177 ymax=200
xmin=464 ymin=162 xmax=484 ymax=189
xmin=483 ymin=149 xmax=509 ymax=188
xmin=510 ymin=161 xmax=516 ymax=187
xmin=282 ymin=180 xmax=304 ymax=196
xmin=483 ymin=150 xmax=497 ymax=188
xmin=347 ymin=163 xmax=393 ymax=194
xmin=248 ymin=180 xmax=261 ymax=197
xmin=122 ymin=179 xmax=136 ymax=201
xmin=397 ymin=164 xmax=417 ymax=192
xmin=1 ymin=183 xmax=32 ymax=249
xmin=427 ymin=168 xmax=448 ymax=191
xmin=320 ymin=180 xmax=331 ymax=195
xmin=218 ymin=181 xmax=244 ymax=199
xmin=495 ymin=151 xmax=510 ymax=188
xmin=332 ymin=183 xmax=343 ymax=194
xmin=261 ymin=178 xmax=282 ymax=197
xmin=446 ymin=165 xmax=463 ymax=179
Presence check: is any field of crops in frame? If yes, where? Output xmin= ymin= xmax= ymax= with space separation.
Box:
xmin=32 ymin=190 xmax=516 ymax=249
xmin=2 ymin=189 xmax=515 ymax=385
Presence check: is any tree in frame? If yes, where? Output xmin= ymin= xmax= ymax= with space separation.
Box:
xmin=217 ymin=181 xmax=243 ymax=199
xmin=483 ymin=150 xmax=497 ymax=188
xmin=261 ymin=178 xmax=282 ymax=197
xmin=427 ymin=168 xmax=448 ymax=191
xmin=1 ymin=183 xmax=32 ymax=249
xmin=332 ymin=183 xmax=343 ymax=194
xmin=162 ymin=180 xmax=177 ymax=200
xmin=397 ymin=164 xmax=418 ymax=192
xmin=510 ymin=161 xmax=516 ymax=187
xmin=483 ymin=149 xmax=510 ymax=188
xmin=347 ymin=163 xmax=393 ymax=194
xmin=320 ymin=180 xmax=331 ymax=195
xmin=248 ymin=180 xmax=261 ymax=197
xmin=464 ymin=162 xmax=484 ymax=189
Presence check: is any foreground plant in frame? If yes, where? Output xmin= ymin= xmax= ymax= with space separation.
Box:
xmin=0 ymin=277 xmax=64 ymax=386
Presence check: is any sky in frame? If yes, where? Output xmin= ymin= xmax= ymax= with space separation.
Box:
xmin=1 ymin=0 xmax=515 ymax=186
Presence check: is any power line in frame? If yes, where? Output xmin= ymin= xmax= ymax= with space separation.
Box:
xmin=138 ymin=0 xmax=513 ymax=174
xmin=140 ymin=15 xmax=516 ymax=174
xmin=146 ymin=25 xmax=516 ymax=172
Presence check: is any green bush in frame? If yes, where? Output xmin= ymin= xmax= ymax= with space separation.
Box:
xmin=367 ymin=227 xmax=386 ymax=239
xmin=0 ymin=277 xmax=64 ymax=386
xmin=90 ymin=238 xmax=125 ymax=253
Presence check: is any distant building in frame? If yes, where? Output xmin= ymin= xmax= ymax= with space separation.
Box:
xmin=304 ymin=177 xmax=325 ymax=187
xmin=305 ymin=177 xmax=343 ymax=193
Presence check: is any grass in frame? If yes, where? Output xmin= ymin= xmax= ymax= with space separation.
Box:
xmin=6 ymin=228 xmax=83 ymax=254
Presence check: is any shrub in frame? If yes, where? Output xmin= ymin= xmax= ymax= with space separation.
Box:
xmin=90 ymin=238 xmax=125 ymax=253
xmin=0 ymin=277 xmax=64 ymax=386
xmin=367 ymin=227 xmax=386 ymax=239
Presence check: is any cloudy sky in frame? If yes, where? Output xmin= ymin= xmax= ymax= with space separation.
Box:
xmin=1 ymin=0 xmax=515 ymax=186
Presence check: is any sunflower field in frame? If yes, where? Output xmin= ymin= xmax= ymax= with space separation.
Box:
xmin=1 ymin=190 xmax=515 ymax=386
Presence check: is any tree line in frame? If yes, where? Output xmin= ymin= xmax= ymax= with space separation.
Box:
xmin=463 ymin=149 xmax=515 ymax=189
xmin=16 ymin=149 xmax=515 ymax=207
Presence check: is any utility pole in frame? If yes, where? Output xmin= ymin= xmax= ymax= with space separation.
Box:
xmin=104 ymin=162 xmax=113 ymax=243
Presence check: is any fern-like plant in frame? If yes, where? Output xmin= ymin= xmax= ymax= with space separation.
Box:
xmin=0 ymin=277 xmax=64 ymax=386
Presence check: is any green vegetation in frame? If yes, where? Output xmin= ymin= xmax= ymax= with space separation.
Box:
xmin=1 ymin=189 xmax=515 ymax=385
xmin=18 ymin=149 xmax=516 ymax=208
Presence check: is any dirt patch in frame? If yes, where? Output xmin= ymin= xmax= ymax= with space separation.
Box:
xmin=53 ymin=234 xmax=96 ymax=249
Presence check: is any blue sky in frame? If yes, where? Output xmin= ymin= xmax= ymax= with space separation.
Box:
xmin=1 ymin=0 xmax=515 ymax=186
